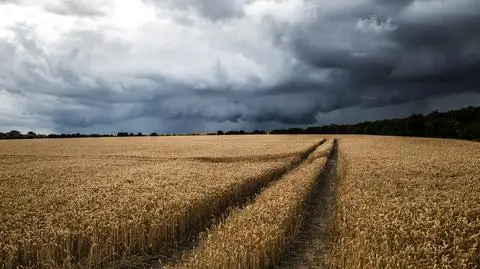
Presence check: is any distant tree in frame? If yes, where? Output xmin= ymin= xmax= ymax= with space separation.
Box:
xmin=26 ymin=131 xmax=36 ymax=139
xmin=129 ymin=133 xmax=135 ymax=136
xmin=224 ymin=130 xmax=252 ymax=135
xmin=404 ymin=114 xmax=426 ymax=137
xmin=150 ymin=132 xmax=159 ymax=136
xmin=461 ymin=121 xmax=480 ymax=140
xmin=251 ymin=130 xmax=267 ymax=135
xmin=270 ymin=129 xmax=288 ymax=134
xmin=136 ymin=132 xmax=144 ymax=137
xmin=217 ymin=130 xmax=225 ymax=135
xmin=8 ymin=130 xmax=22 ymax=138
xmin=305 ymin=127 xmax=321 ymax=134
xmin=287 ymin=128 xmax=305 ymax=134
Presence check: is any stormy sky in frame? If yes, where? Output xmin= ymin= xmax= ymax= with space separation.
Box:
xmin=0 ymin=0 xmax=479 ymax=134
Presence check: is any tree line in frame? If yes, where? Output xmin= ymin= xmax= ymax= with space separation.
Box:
xmin=266 ymin=106 xmax=480 ymax=141
xmin=1 ymin=106 xmax=479 ymax=141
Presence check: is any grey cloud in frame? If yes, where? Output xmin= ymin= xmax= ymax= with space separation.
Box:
xmin=146 ymin=0 xmax=245 ymax=21
xmin=0 ymin=0 xmax=23 ymax=4
xmin=44 ymin=0 xmax=108 ymax=17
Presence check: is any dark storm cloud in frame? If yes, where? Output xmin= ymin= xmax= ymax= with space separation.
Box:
xmin=274 ymin=0 xmax=480 ymax=124
xmin=141 ymin=91 xmax=325 ymax=125
xmin=1 ymin=0 xmax=480 ymax=133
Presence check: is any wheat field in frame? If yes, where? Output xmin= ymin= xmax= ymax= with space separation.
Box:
xmin=1 ymin=135 xmax=479 ymax=269
xmin=0 ymin=135 xmax=323 ymax=268
xmin=330 ymin=136 xmax=480 ymax=269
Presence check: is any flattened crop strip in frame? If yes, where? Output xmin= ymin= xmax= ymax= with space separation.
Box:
xmin=169 ymin=139 xmax=335 ymax=269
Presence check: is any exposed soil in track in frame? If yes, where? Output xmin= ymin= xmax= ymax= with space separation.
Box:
xmin=273 ymin=140 xmax=338 ymax=269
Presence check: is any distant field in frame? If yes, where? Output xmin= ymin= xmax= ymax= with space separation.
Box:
xmin=1 ymin=135 xmax=479 ymax=269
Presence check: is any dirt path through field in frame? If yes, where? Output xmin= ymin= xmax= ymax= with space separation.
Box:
xmin=274 ymin=141 xmax=337 ymax=269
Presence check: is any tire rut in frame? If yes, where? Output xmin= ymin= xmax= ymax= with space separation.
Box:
xmin=273 ymin=140 xmax=338 ymax=269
